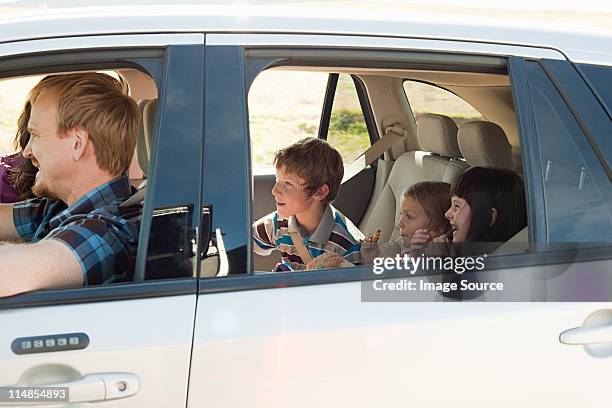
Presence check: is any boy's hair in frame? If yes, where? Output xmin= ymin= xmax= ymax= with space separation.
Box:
xmin=274 ymin=137 xmax=343 ymax=204
xmin=451 ymin=166 xmax=527 ymax=243
xmin=404 ymin=181 xmax=451 ymax=235
xmin=29 ymin=72 xmax=140 ymax=176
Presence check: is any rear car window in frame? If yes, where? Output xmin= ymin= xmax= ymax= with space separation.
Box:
xmin=526 ymin=60 xmax=612 ymax=243
xmin=403 ymin=80 xmax=485 ymax=125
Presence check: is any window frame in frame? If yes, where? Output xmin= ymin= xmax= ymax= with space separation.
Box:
xmin=0 ymin=36 xmax=204 ymax=310
xmin=198 ymin=35 xmax=612 ymax=298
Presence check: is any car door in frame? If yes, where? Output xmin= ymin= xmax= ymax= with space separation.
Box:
xmin=0 ymin=33 xmax=205 ymax=406
xmin=188 ymin=33 xmax=612 ymax=407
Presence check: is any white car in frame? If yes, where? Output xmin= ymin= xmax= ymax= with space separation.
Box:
xmin=0 ymin=5 xmax=611 ymax=407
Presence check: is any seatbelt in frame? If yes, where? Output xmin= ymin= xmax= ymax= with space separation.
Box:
xmin=342 ymin=123 xmax=407 ymax=183
xmin=288 ymin=229 xmax=314 ymax=264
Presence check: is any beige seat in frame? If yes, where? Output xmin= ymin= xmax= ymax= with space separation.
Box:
xmin=138 ymin=98 xmax=157 ymax=177
xmin=359 ymin=114 xmax=469 ymax=243
xmin=457 ymin=121 xmax=514 ymax=169
xmin=122 ymin=99 xmax=156 ymax=206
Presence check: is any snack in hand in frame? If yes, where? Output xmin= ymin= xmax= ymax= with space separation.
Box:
xmin=306 ymin=252 xmax=347 ymax=269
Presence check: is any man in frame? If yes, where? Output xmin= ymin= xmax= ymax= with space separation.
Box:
xmin=0 ymin=73 xmax=141 ymax=298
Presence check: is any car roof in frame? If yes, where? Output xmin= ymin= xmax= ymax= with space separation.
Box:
xmin=1 ymin=5 xmax=611 ymax=66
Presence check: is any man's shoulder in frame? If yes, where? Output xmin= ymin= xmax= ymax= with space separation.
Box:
xmin=83 ymin=198 xmax=142 ymax=224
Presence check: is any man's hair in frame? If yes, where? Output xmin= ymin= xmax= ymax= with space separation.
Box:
xmin=404 ymin=181 xmax=451 ymax=235
xmin=451 ymin=166 xmax=527 ymax=243
xmin=29 ymin=72 xmax=140 ymax=176
xmin=274 ymin=137 xmax=344 ymax=204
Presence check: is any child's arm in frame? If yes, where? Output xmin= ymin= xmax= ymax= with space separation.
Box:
xmin=252 ymin=214 xmax=277 ymax=256
xmin=360 ymin=230 xmax=381 ymax=264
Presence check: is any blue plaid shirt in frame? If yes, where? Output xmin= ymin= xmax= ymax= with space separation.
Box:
xmin=13 ymin=174 xmax=141 ymax=285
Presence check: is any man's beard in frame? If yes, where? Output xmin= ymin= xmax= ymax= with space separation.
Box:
xmin=31 ymin=173 xmax=60 ymax=201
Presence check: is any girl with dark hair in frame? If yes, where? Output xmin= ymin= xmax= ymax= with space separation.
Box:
xmin=446 ymin=166 xmax=527 ymax=246
xmin=410 ymin=166 xmax=527 ymax=255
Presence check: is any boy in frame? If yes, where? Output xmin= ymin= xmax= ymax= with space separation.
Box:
xmin=253 ymin=137 xmax=363 ymax=271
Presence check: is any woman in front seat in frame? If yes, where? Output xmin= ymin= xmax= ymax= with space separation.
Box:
xmin=0 ymin=99 xmax=38 ymax=202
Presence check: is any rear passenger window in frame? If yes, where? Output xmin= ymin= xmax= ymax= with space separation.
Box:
xmin=526 ymin=60 xmax=612 ymax=243
xmin=326 ymin=74 xmax=371 ymax=164
xmin=403 ymin=80 xmax=484 ymax=125
xmin=577 ymin=63 xmax=612 ymax=115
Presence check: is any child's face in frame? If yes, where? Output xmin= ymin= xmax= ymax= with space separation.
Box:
xmin=398 ymin=196 xmax=430 ymax=247
xmin=445 ymin=195 xmax=472 ymax=242
xmin=272 ymin=166 xmax=319 ymax=219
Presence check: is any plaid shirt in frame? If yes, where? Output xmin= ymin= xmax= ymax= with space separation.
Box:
xmin=253 ymin=204 xmax=363 ymax=270
xmin=13 ymin=174 xmax=141 ymax=285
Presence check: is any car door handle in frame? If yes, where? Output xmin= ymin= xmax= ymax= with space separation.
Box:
xmin=559 ymin=325 xmax=612 ymax=345
xmin=2 ymin=372 xmax=139 ymax=404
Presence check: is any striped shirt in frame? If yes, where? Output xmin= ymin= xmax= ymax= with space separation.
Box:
xmin=253 ymin=204 xmax=363 ymax=270
xmin=13 ymin=174 xmax=141 ymax=285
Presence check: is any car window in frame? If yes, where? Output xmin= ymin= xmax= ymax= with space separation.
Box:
xmin=525 ymin=60 xmax=612 ymax=243
xmin=577 ymin=63 xmax=612 ymax=116
xmin=0 ymin=48 xmax=205 ymax=297
xmin=325 ymin=74 xmax=371 ymax=164
xmin=402 ymin=80 xmax=485 ymax=125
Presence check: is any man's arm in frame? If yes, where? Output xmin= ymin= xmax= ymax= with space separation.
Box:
xmin=0 ymin=203 xmax=20 ymax=241
xmin=0 ymin=240 xmax=83 ymax=298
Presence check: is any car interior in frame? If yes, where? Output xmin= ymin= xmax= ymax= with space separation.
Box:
xmin=0 ymin=60 xmax=531 ymax=279
xmin=250 ymin=64 xmax=530 ymax=273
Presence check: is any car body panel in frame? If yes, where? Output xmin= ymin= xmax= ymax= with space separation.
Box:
xmin=0 ymin=6 xmax=610 ymax=65
xmin=0 ymin=295 xmax=196 ymax=406
xmin=0 ymin=8 xmax=610 ymax=408
xmin=189 ymin=281 xmax=612 ymax=407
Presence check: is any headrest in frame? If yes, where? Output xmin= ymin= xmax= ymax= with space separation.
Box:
xmin=137 ymin=99 xmax=158 ymax=176
xmin=457 ymin=121 xmax=514 ymax=169
xmin=416 ymin=114 xmax=461 ymax=157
